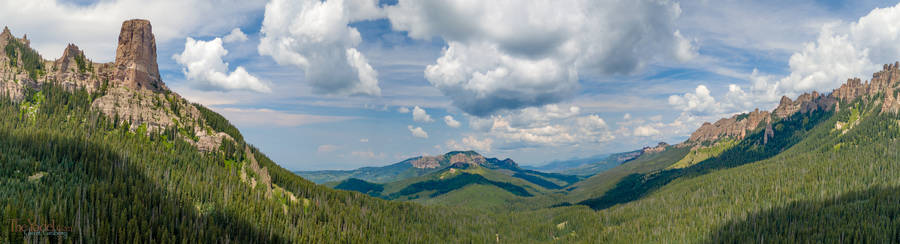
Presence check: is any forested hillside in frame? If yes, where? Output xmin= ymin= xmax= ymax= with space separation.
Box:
xmin=4 ymin=19 xmax=900 ymax=243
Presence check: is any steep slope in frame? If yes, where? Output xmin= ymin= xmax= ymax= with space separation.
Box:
xmin=0 ymin=21 xmax=564 ymax=243
xmin=564 ymin=144 xmax=690 ymax=203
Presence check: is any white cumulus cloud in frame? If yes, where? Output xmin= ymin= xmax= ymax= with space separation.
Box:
xmin=407 ymin=125 xmax=429 ymax=138
xmin=386 ymin=0 xmax=694 ymax=116
xmin=468 ymin=104 xmax=613 ymax=149
xmin=223 ymin=28 xmax=249 ymax=43
xmin=397 ymin=106 xmax=410 ymax=113
xmin=412 ymin=106 xmax=434 ymax=122
xmin=668 ymin=85 xmax=720 ymax=115
xmin=633 ymin=125 xmax=661 ymax=137
xmin=173 ymin=37 xmax=271 ymax=93
xmin=693 ymin=2 xmax=900 ymax=118
xmin=444 ymin=115 xmax=461 ymax=128
xmin=258 ymin=0 xmax=383 ymax=96
xmin=446 ymin=136 xmax=493 ymax=152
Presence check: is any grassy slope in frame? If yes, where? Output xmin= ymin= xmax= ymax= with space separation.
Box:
xmin=564 ymin=146 xmax=690 ymax=203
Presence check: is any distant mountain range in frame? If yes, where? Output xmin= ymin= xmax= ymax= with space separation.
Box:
xmin=299 ymin=151 xmax=583 ymax=208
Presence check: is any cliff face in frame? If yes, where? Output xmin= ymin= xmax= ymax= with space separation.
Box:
xmin=113 ymin=19 xmax=166 ymax=92
xmin=687 ymin=62 xmax=900 ymax=145
xmin=51 ymin=44 xmax=106 ymax=91
xmin=0 ymin=20 xmax=230 ymax=152
xmin=688 ymin=109 xmax=770 ymax=143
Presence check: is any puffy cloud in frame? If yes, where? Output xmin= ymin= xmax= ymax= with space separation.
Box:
xmin=386 ymin=0 xmax=694 ymax=116
xmin=173 ymin=37 xmax=271 ymax=93
xmin=407 ymin=125 xmax=429 ymax=138
xmin=673 ymin=3 xmax=900 ymax=120
xmin=317 ymin=144 xmax=339 ymax=153
xmin=397 ymin=106 xmax=410 ymax=113
xmin=777 ymin=25 xmax=872 ymax=94
xmin=446 ymin=136 xmax=493 ymax=152
xmin=0 ymin=0 xmax=265 ymax=62
xmin=359 ymin=138 xmax=369 ymax=143
xmin=633 ymin=125 xmax=661 ymax=137
xmin=444 ymin=115 xmax=461 ymax=128
xmin=223 ymin=28 xmax=248 ymax=43
xmin=258 ymin=0 xmax=383 ymax=96
xmin=668 ymin=85 xmax=720 ymax=115
xmin=469 ymin=104 xmax=613 ymax=148
xmin=412 ymin=106 xmax=434 ymax=122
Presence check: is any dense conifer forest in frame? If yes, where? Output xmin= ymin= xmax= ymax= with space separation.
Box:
xmin=3 ymin=72 xmax=900 ymax=243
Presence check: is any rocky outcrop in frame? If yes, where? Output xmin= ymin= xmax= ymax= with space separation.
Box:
xmin=49 ymin=44 xmax=104 ymax=91
xmin=772 ymin=91 xmax=836 ymax=119
xmin=687 ymin=62 xmax=900 ymax=146
xmin=113 ymin=19 xmax=166 ymax=92
xmin=92 ymin=87 xmax=182 ymax=130
xmin=688 ymin=109 xmax=771 ymax=143
xmin=830 ymin=62 xmax=900 ymax=113
xmin=449 ymin=152 xmax=487 ymax=166
xmin=1 ymin=21 xmax=230 ymax=152
xmin=763 ymin=123 xmax=774 ymax=145
xmin=642 ymin=142 xmax=669 ymax=153
xmin=410 ymin=156 xmax=442 ymax=169
xmin=0 ymin=26 xmax=11 ymax=56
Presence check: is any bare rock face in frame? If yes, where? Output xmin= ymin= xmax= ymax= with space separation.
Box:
xmin=0 ymin=26 xmax=10 ymax=56
xmin=410 ymin=156 xmax=442 ymax=169
xmin=49 ymin=44 xmax=103 ymax=91
xmin=688 ymin=109 xmax=771 ymax=143
xmin=830 ymin=63 xmax=900 ymax=114
xmin=773 ymin=91 xmax=836 ymax=119
xmin=449 ymin=153 xmax=487 ymax=166
xmin=642 ymin=142 xmax=669 ymax=153
xmin=92 ymin=87 xmax=179 ymax=131
xmin=113 ymin=19 xmax=166 ymax=92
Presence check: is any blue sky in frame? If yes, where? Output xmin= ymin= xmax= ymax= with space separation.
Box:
xmin=3 ymin=0 xmax=900 ymax=170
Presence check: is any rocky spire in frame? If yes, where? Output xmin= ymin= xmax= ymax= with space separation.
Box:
xmin=113 ymin=19 xmax=166 ymax=92
xmin=55 ymin=44 xmax=84 ymax=73
xmin=1 ymin=26 xmax=10 ymax=39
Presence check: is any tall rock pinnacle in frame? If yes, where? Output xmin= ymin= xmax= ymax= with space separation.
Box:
xmin=113 ymin=19 xmax=166 ymax=92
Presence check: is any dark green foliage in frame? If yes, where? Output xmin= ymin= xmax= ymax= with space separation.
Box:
xmin=520 ymin=169 xmax=580 ymax=184
xmin=512 ymin=172 xmax=564 ymax=189
xmin=4 ymin=37 xmax=43 ymax=80
xmin=0 ymin=82 xmax=558 ymax=243
xmin=194 ymin=103 xmax=244 ymax=143
xmin=335 ymin=178 xmax=384 ymax=196
xmin=389 ymin=173 xmax=533 ymax=198
xmin=73 ymin=51 xmax=87 ymax=73
xmin=579 ymin=108 xmax=832 ymax=210
xmin=708 ymin=186 xmax=900 ymax=243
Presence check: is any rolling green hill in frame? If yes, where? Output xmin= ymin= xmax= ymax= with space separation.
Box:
xmin=330 ymin=152 xmax=584 ymax=210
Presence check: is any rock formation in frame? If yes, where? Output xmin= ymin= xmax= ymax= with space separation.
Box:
xmin=687 ymin=62 xmax=900 ymax=146
xmin=642 ymin=142 xmax=669 ymax=153
xmin=113 ymin=19 xmax=166 ymax=92
xmin=50 ymin=44 xmax=103 ymax=91
xmin=688 ymin=109 xmax=771 ymax=143
xmin=449 ymin=153 xmax=487 ymax=166
xmin=0 ymin=20 xmax=231 ymax=152
xmin=410 ymin=156 xmax=442 ymax=169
